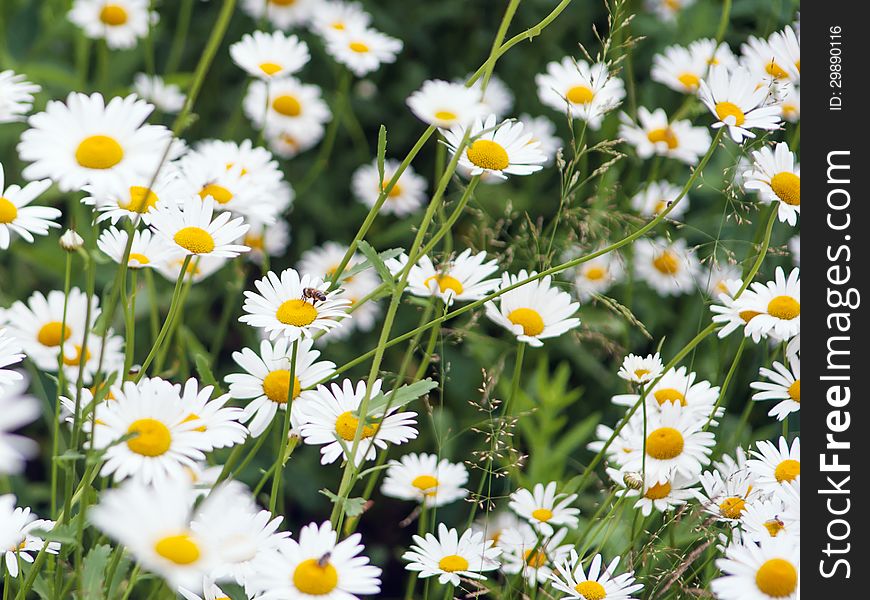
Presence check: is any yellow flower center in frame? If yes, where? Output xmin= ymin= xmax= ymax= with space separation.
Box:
xmin=507 ymin=308 xmax=545 ymax=337
xmin=765 ymin=61 xmax=789 ymax=79
xmin=584 ymin=266 xmax=607 ymax=281
xmin=787 ymin=379 xmax=800 ymax=402
xmin=466 ymin=139 xmax=510 ymax=171
xmin=566 ymin=85 xmax=595 ymax=105
xmin=634 ymin=368 xmax=650 ymax=379
xmin=262 ymin=369 xmax=302 ymax=404
xmin=574 ymin=580 xmax=607 ymax=599
xmin=769 ymin=172 xmax=800 ymax=206
xmin=739 ymin=310 xmax=762 ymax=323
xmin=349 ymin=41 xmax=369 ymax=53
xmin=652 ymin=251 xmax=680 ymax=275
xmin=272 ymin=94 xmax=302 ymax=117
xmin=719 ymin=496 xmax=746 ymax=519
xmin=381 ymin=180 xmax=403 ymax=198
xmin=524 ymin=549 xmax=548 ymax=568
xmin=0 ymin=198 xmax=17 ymax=224
xmin=438 ymin=554 xmax=469 ymax=573
xmin=75 ymin=135 xmax=124 ymax=169
xmin=411 ymin=474 xmax=439 ymax=494
xmin=334 ymin=411 xmax=379 ymax=441
xmin=199 ymin=183 xmax=234 ymax=205
xmin=677 ymin=72 xmax=700 ymax=90
xmin=434 ymin=110 xmax=457 ymax=122
xmin=764 ymin=519 xmax=786 ymax=537
xmin=245 ymin=233 xmax=265 ymax=251
xmin=755 ymin=558 xmax=798 ymax=597
xmin=424 ymin=274 xmax=464 ymax=295
xmin=646 ymin=427 xmax=684 ymax=460
xmin=37 ymin=321 xmax=71 ymax=347
xmin=653 ymin=388 xmax=687 ymax=406
xmin=128 ymin=252 xmax=151 ymax=266
xmin=126 ymin=418 xmax=171 ymax=457
xmin=715 ymin=101 xmax=746 ymax=126
xmin=644 ymin=481 xmax=672 ymax=500
xmin=647 ymin=127 xmax=679 ymax=150
xmin=531 ymin=508 xmax=553 ymax=522
xmin=276 ymin=299 xmax=318 ymax=326
xmin=774 ymin=459 xmax=800 ymax=483
xmin=62 ymin=344 xmax=91 ymax=366
xmin=293 ymin=558 xmax=338 ymax=595
xmin=259 ymin=62 xmax=283 ymax=76
xmin=154 ymin=533 xmax=200 ymax=565
xmin=120 ymin=186 xmax=159 ymax=213
xmin=99 ymin=4 xmax=128 ymax=26
xmin=173 ymin=227 xmax=215 ymax=254
xmin=767 ymin=296 xmax=800 ymax=320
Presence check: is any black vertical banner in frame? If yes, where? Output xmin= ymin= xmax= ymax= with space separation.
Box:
xmin=804 ymin=2 xmax=865 ymax=595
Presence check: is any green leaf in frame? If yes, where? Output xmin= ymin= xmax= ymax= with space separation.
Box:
xmin=376 ymin=124 xmax=387 ymax=186
xmin=81 ymin=544 xmax=112 ymax=600
xmin=356 ymin=241 xmax=395 ymax=288
xmin=365 ymin=379 xmax=438 ymax=415
xmin=319 ymin=489 xmax=368 ymax=517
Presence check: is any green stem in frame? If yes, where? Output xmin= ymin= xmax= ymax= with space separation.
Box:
xmin=165 ymin=0 xmax=195 ymax=74
xmin=136 ymin=256 xmax=191 ymax=381
xmin=269 ymin=339 xmax=299 ymax=513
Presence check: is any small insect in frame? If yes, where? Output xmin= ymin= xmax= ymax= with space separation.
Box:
xmin=623 ymin=471 xmax=644 ymax=490
xmin=302 ymin=287 xmax=327 ymax=304
xmin=317 ymin=552 xmax=332 ymax=568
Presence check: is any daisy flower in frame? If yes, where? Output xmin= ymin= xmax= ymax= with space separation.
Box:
xmin=747 ymin=436 xmax=800 ymax=493
xmin=705 ymin=262 xmax=743 ymax=298
xmin=60 ymin=331 xmax=125 ymax=386
xmin=0 ymin=70 xmax=40 ymax=123
xmin=550 ymin=551 xmax=643 ymax=600
xmin=248 ymin=521 xmax=382 ymax=599
xmin=691 ymin=38 xmax=738 ymax=69
xmin=622 ymin=401 xmax=716 ymax=484
xmin=243 ymin=78 xmax=331 ymax=137
xmin=0 ymin=330 xmax=23 ymax=390
xmin=508 ymin=482 xmax=580 ymax=536
xmin=570 ymin=253 xmax=624 ymax=301
xmin=743 ymin=142 xmax=800 ymax=225
xmin=699 ymin=66 xmax=782 ymax=143
xmin=266 ymin=122 xmax=325 ymax=158
xmin=324 ymin=26 xmax=402 ymax=77
xmin=406 ymin=79 xmax=486 ymax=129
xmin=351 ymin=158 xmax=428 ymax=217
xmin=82 ymin=166 xmax=194 ymax=224
xmin=241 ymin=0 xmax=317 ymax=29
xmin=517 ymin=113 xmax=562 ymax=165
xmin=607 ymin=468 xmax=699 ymax=516
xmin=230 ymin=30 xmax=310 ymax=80
xmin=97 ymin=227 xmax=175 ymax=269
xmin=630 ymin=180 xmax=689 ymax=219
xmin=225 ymin=337 xmax=336 ymax=437
xmin=651 ymin=43 xmax=707 ymax=94
xmin=93 ymin=377 xmax=214 ymax=483
xmin=750 ymin=356 xmax=800 ymax=421
xmin=619 ymin=107 xmax=711 ymax=164
xmin=485 ymin=270 xmax=581 ymax=347
xmin=617 ymin=352 xmax=663 ymax=385
xmin=0 ymin=377 xmax=39 ymax=475
xmin=380 ymin=452 xmax=469 ymax=507
xmin=403 ymin=523 xmax=501 ymax=587
xmin=386 ymin=249 xmax=500 ymax=306
xmin=444 ymin=114 xmax=546 ymax=180
xmin=709 ymin=279 xmax=766 ymax=341
xmin=741 ymin=27 xmax=800 ymax=87
xmin=18 ymin=92 xmax=172 ymax=192
xmin=132 ymin=74 xmax=186 ymax=114
xmin=696 ymin=469 xmax=761 ymax=522
xmin=611 ymin=365 xmax=720 ymax=421
xmin=0 ymin=164 xmax=59 ymax=250
xmin=712 ymin=536 xmax=799 ymax=600
xmin=309 ymin=1 xmax=371 ymax=36
xmin=295 ymin=379 xmax=418 ymax=466
xmin=148 ymin=196 xmax=250 ymax=259
xmin=497 ymin=525 xmax=571 ymax=584
xmin=240 ymin=268 xmax=351 ymax=341
xmin=536 ymin=57 xmax=625 ymax=129
xmin=633 ymin=237 xmax=700 ymax=296
xmin=780 ymin=87 xmax=800 ymax=122
xmin=741 ymin=497 xmax=799 ymax=542
xmin=176 ymin=378 xmax=247 ymax=451
xmin=473 ymin=511 xmax=523 ymax=546
xmin=740 ymin=267 xmax=800 ymax=341
xmin=188 ymin=139 xmax=290 ymax=203
xmin=645 ymin=0 xmax=696 ymax=21
xmin=68 ymin=0 xmax=156 ymax=49
xmin=0 ymin=500 xmax=60 ymax=577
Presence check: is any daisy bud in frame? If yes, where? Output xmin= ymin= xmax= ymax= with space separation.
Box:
xmin=59 ymin=229 xmax=84 ymax=252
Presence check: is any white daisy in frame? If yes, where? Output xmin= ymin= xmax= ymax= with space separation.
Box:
xmin=240 ymin=268 xmax=351 ymax=341
xmin=295 ymin=378 xmax=418 ymax=466
xmin=97 ymin=226 xmax=175 ymax=269
xmin=351 ymin=158 xmax=428 ymax=217
xmin=82 ymin=165 xmax=194 ymax=224
xmin=712 ymin=536 xmax=799 ymax=600
xmin=380 ymin=452 xmax=469 ymax=507
xmin=403 ymin=523 xmax=501 ymax=587
xmin=243 ymin=77 xmax=331 ymax=137
xmin=148 ymin=196 xmax=250 ymax=259
xmin=132 ymin=73 xmax=186 ymax=114
xmin=611 ymin=365 xmax=720 ymax=422
xmin=743 ymin=142 xmax=800 ymax=226
xmin=248 ymin=520 xmax=382 ymax=599
xmin=68 ymin=0 xmax=156 ymax=49
xmin=536 ymin=57 xmax=625 ymax=129
xmin=645 ymin=0 xmax=696 ymax=22
xmin=176 ymin=378 xmax=247 ymax=451
xmin=779 ymin=87 xmax=800 ymax=122
xmin=704 ymin=262 xmax=743 ymax=298
xmin=498 ymin=524 xmax=571 ymax=584
xmin=709 ymin=279 xmax=766 ymax=341
xmin=0 ymin=377 xmax=39 ymax=474
xmin=241 ymin=0 xmax=318 ymax=30
xmin=750 ymin=356 xmax=800 ymax=421
xmin=699 ymin=66 xmax=783 ymax=143
xmin=386 ymin=249 xmax=500 ymax=306
xmin=18 ymin=92 xmax=173 ymax=192
xmin=651 ymin=43 xmax=707 ymax=94
xmin=266 ymin=122 xmax=325 ymax=158
xmin=630 ymin=180 xmax=689 ymax=219
xmin=0 ymin=163 xmax=57 ymax=250
xmin=696 ymin=468 xmax=762 ymax=522
xmin=323 ymin=26 xmax=402 ymax=77
xmin=406 ymin=79 xmax=486 ymax=129
xmin=747 ymin=436 xmax=800 ymax=494
xmin=633 ymin=237 xmax=700 ymax=296
xmin=444 ymin=114 xmax=547 ymax=179
xmin=485 ymin=270 xmax=580 ymax=347
xmin=309 ymin=1 xmax=371 ymax=36
xmin=189 ymin=139 xmax=290 ymax=204
xmin=571 ymin=253 xmax=624 ymax=301
xmin=60 ymin=330 xmax=125 ymax=386
xmin=740 ymin=267 xmax=800 ymax=341
xmin=617 ymin=352 xmax=663 ymax=385
xmin=225 ymin=337 xmax=336 ymax=437
xmin=550 ymin=551 xmax=643 ymax=600
xmin=619 ymin=107 xmax=711 ymax=164
xmin=508 ymin=481 xmax=580 ymax=536
xmin=230 ymin=30 xmax=310 ymax=80
xmin=0 ymin=70 xmax=40 ymax=123
xmin=740 ymin=496 xmax=799 ymax=542
xmin=607 ymin=468 xmax=698 ymax=516
xmin=0 ymin=499 xmax=60 ymax=577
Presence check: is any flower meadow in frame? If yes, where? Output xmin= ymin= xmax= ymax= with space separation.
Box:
xmin=0 ymin=0 xmax=801 ymax=598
